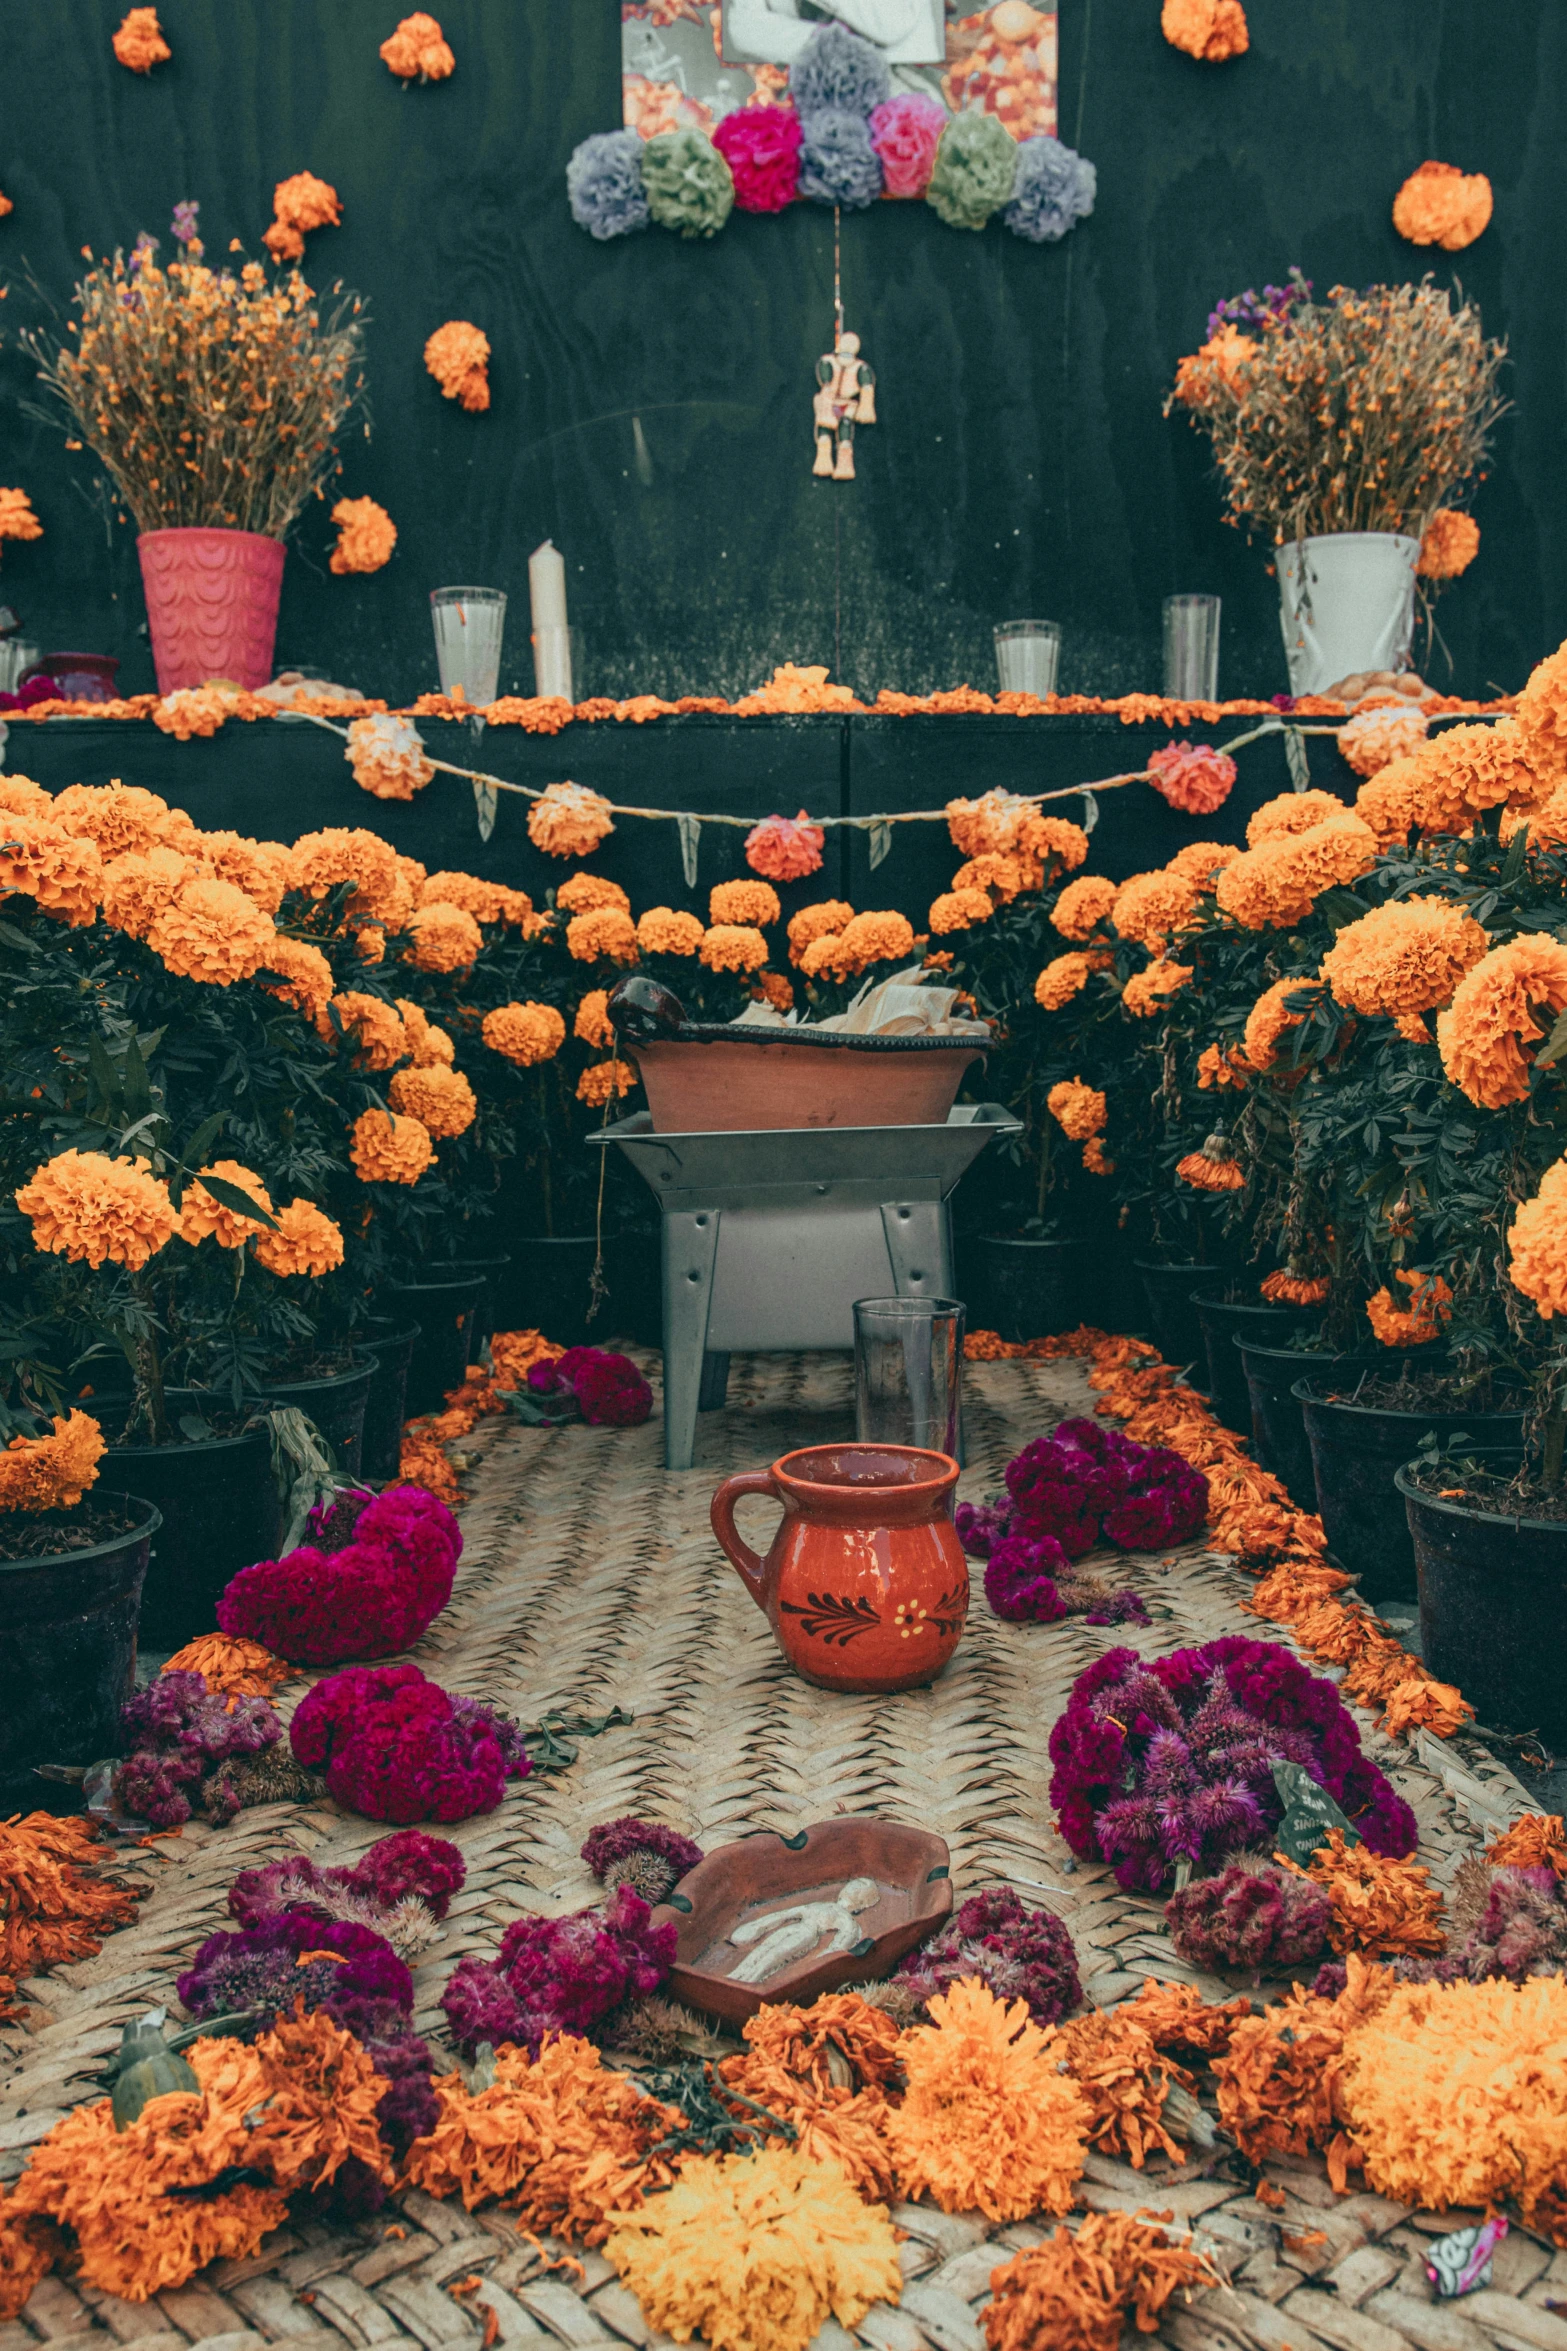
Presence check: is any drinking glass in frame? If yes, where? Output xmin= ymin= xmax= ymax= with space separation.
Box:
xmin=1162 ymin=594 xmax=1221 ymax=700
xmin=993 ymin=620 xmax=1061 ymax=695
xmin=430 ymin=588 xmax=507 ymax=706
xmin=532 ymin=624 xmax=581 ymax=702
xmin=853 ymin=1297 xmax=965 ymax=1462
xmin=0 ymin=640 xmax=39 ymax=693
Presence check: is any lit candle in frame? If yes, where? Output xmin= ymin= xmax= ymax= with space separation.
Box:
xmin=529 ymin=540 xmax=568 ymax=633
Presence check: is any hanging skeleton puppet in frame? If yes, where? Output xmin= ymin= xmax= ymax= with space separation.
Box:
xmin=812 ymin=328 xmax=877 ymax=480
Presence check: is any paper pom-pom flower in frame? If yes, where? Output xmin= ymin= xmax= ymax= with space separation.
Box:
xmin=638 ymin=905 xmax=705 ymax=956
xmin=252 ymin=1199 xmax=345 ymax=1278
xmin=1161 ymin=0 xmax=1249 ymax=61
xmin=1393 ymin=159 xmax=1493 ymax=252
xmin=1320 ymin=895 xmax=1487 ymax=1019
xmin=926 ymin=109 xmax=1018 ymax=231
xmin=1337 ymin=702 xmax=1429 ymax=776
xmin=1418 ymin=508 xmax=1481 ymax=579
xmin=868 ymin=94 xmax=946 ymax=198
xmin=350 ymin=1109 xmax=434 ymax=1186
xmin=219 ymin=1488 xmax=462 ymax=1666
xmin=329 ymin=496 xmax=397 ymax=576
xmin=789 ymin=23 xmax=891 ymax=120
xmin=424 ymin=319 xmax=488 ymax=412
xmin=380 ymin=13 xmax=454 ymax=82
xmin=389 ymin=1063 xmax=477 ymax=1137
xmin=889 ymin=1979 xmax=1088 ymax=2221
xmin=113 ymin=8 xmax=170 ymax=71
xmin=482 ymin=1001 xmax=566 ymax=1065
xmin=641 ymin=130 xmax=734 ymax=240
xmin=528 ymin=780 xmax=614 ymax=858
xmin=291 ymin=1662 xmax=528 ymax=1824
xmin=712 ymin=104 xmax=802 ymax=214
xmin=0 ymin=487 xmax=42 ymax=542
xmin=1146 ymin=741 xmax=1236 ymax=814
xmin=346 ymin=713 xmax=430 ymax=799
xmin=746 ymin=809 xmax=825 ymax=882
xmin=1001 ymin=135 xmax=1096 ymax=243
xmin=0 ymin=1411 xmax=105 ymax=1514
xmin=799 ymin=110 xmax=884 ymax=210
xmin=566 ymin=129 xmax=652 ymax=240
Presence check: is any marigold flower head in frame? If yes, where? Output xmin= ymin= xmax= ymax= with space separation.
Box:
xmin=1018 ymin=815 xmax=1090 ymax=874
xmin=1247 ymin=789 xmax=1351 ymax=845
xmin=1338 ymin=703 xmax=1430 ymax=778
xmin=393 ymin=998 xmax=455 ymax=1067
xmin=951 ymin=852 xmax=1030 ymax=904
xmin=745 ymin=809 xmax=825 ymax=882
xmin=928 ymin=887 xmax=994 ymax=936
xmin=709 ymin=878 xmax=781 ymax=930
xmin=50 ymin=782 xmax=170 ymax=860
xmin=1486 ymin=1813 xmax=1567 ymax=1877
xmin=574 ymin=989 xmax=614 ymax=1048
xmin=1398 ymin=719 xmax=1552 ymax=836
xmin=752 ymin=968 xmax=795 ymax=1014
xmin=1082 ymin=1136 xmax=1114 ymax=1177
xmin=113 ymin=7 xmax=170 ymax=70
xmin=1392 ymin=159 xmax=1493 ymax=251
xmin=1260 ymin=1269 xmax=1330 ymax=1306
xmin=577 ymin=1058 xmax=638 ymax=1107
xmin=346 ymin=713 xmax=429 ymax=798
xmin=1034 ymin=952 xmax=1098 ymax=1010
xmin=529 ymin=782 xmax=615 ymax=860
xmin=16 ymin=1150 xmax=176 ymax=1270
xmin=800 ymin=910 xmax=916 ymax=980
xmin=424 ymin=318 xmax=487 ymax=410
xmin=1047 ymin=1078 xmax=1106 ymax=1141
xmin=1513 ymin=639 xmax=1567 ymax=768
xmin=1436 ymin=934 xmax=1567 ymax=1107
xmin=152 ymin=687 xmax=230 ymax=743
xmin=1161 ymin=0 xmax=1248 ymax=62
xmin=556 ymin=873 xmax=630 ymax=918
xmin=251 ymin=1199 xmax=344 ymax=1279
xmin=946 ymin=788 xmax=1035 ymax=856
xmin=1177 ymin=1137 xmax=1246 ymax=1192
xmin=1418 ymin=508 xmax=1480 ymax=580
xmin=1244 ymin=974 xmax=1319 ymax=1071
xmin=148 ymin=878 xmax=276 ymax=985
xmin=1321 ymin=896 xmax=1488 ymax=1020
xmin=0 ymin=1411 xmax=106 ymax=1514
xmin=389 ymin=1062 xmax=477 ymax=1138
xmin=566 ymin=906 xmax=638 ymax=966
xmin=351 ymin=1108 xmax=433 ymax=1185
xmin=1365 ymin=1268 xmax=1452 ymax=1346
xmin=198 ymin=832 xmax=291 ymax=914
xmin=178 ymin=1160 xmax=275 ymax=1250
xmin=786 ymin=900 xmax=854 ymax=964
xmin=1166 ymin=839 xmax=1239 ymax=889
xmin=353 ymin=923 xmax=385 ymax=964
xmin=1112 ymin=870 xmax=1198 ymax=950
xmin=0 ymin=774 xmax=52 ymax=821
xmin=325 ymin=991 xmax=408 ymax=1071
xmin=403 ymin=900 xmax=482 ymax=973
xmin=1122 ymin=958 xmax=1194 ymax=1017
xmin=419 ymin=871 xmax=514 ymax=924
xmin=0 ymin=809 xmax=102 ymax=927
xmin=1146 ymin=741 xmax=1237 ymax=814
xmin=1507 ymin=1158 xmax=1567 ymax=1319
xmin=1215 ymin=814 xmax=1377 ymax=931
xmin=1354 ymin=755 xmax=1428 ymax=847
xmin=1197 ymin=1042 xmax=1250 ymax=1090
xmin=272 ymin=171 xmax=341 ymax=233
xmin=700 ymin=922 xmax=769 ymax=974
xmin=887 ymin=1979 xmax=1088 ymax=2222
xmin=100 ymin=846 xmax=191 ymax=939
xmin=637 ymin=905 xmax=705 ymax=957
xmin=381 ymin=11 xmax=455 ymax=80
xmin=0 ymin=485 xmax=40 ymax=542
xmin=482 ymin=1001 xmax=566 ymax=1065
xmin=1052 ymin=875 xmax=1120 ymax=940
xmin=288 ymin=827 xmax=401 ymax=913
xmin=329 ymin=497 xmax=396 ymax=577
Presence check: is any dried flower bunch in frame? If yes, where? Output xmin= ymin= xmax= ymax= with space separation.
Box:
xmin=115 ymin=1671 xmax=305 ymax=1828
xmin=524 ymin=1344 xmax=653 ymax=1428
xmin=581 ymin=1816 xmax=703 ymax=1905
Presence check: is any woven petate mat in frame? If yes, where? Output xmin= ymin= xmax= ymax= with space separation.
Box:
xmin=4 ymin=1352 xmax=1563 ymax=2351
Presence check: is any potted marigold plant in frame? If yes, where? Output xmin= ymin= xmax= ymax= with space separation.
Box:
xmin=1167 ymin=272 xmax=1506 ymax=693
xmin=24 ymin=204 xmax=367 ymax=691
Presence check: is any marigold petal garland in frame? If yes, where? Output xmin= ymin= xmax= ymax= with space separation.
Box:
xmin=983 ymin=2212 xmax=1219 ymax=2351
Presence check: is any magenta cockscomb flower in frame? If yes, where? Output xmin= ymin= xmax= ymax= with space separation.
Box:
xmin=1165 ymin=1859 xmax=1333 ymax=1974
xmin=894 ymin=1887 xmax=1081 ymax=2026
xmin=580 ymin=1817 xmax=703 ymax=1904
xmin=116 ymin=1672 xmax=283 ymax=1828
xmin=218 ymin=1484 xmax=462 ymax=1666
xmin=289 ymin=1663 xmax=529 ymax=1824
xmin=440 ymin=1883 xmax=676 ymax=2057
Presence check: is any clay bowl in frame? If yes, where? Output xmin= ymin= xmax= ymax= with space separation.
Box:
xmin=650 ymin=1814 xmax=951 ymax=2027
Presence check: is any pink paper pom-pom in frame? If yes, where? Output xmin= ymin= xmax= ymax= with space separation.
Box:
xmin=868 ymin=93 xmax=947 ymax=199
xmin=711 ymin=103 xmax=803 ymax=214
xmin=745 ymin=808 xmax=827 ymax=882
xmin=1146 ymin=740 xmax=1238 ymax=814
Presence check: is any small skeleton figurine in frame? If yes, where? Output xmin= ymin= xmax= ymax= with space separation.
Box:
xmin=813 ymin=330 xmax=877 ymax=481
xmin=726 ymin=1875 xmax=881 ymax=1983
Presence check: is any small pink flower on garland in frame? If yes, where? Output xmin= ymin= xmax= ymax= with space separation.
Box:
xmin=1146 ymin=740 xmax=1237 ymax=814
xmin=711 ymin=105 xmax=803 ymax=214
xmin=745 ymin=808 xmax=827 ymax=882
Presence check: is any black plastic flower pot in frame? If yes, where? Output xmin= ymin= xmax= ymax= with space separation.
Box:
xmin=509 ymin=1234 xmax=601 ymax=1350
xmin=1398 ymin=1448 xmax=1567 ymax=1739
xmin=1132 ymin=1262 xmax=1211 ymax=1378
xmin=0 ymin=1491 xmax=160 ymax=1808
xmin=1298 ymin=1381 xmax=1524 ymax=1604
xmin=972 ymin=1234 xmax=1084 ymax=1344
xmin=251 ymin=1357 xmax=376 ymax=1479
xmin=1193 ymin=1293 xmax=1316 ymax=1437
xmin=1236 ymin=1341 xmax=1393 ymax=1509
xmin=360 ymin=1321 xmax=420 ymax=1483
xmin=383 ymin=1272 xmax=486 ymax=1416
xmin=101 ymin=1394 xmax=284 ymax=1651
xmin=424 ymin=1255 xmax=512 ymax=1350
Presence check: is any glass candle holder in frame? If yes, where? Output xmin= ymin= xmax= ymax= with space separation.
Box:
xmin=853 ymin=1296 xmax=965 ymax=1462
xmin=430 ymin=587 xmax=507 ymax=707
xmin=1162 ymin=594 xmax=1221 ymax=700
xmin=993 ymin=620 xmax=1061 ymax=696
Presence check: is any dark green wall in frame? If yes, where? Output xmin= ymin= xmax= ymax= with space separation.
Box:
xmin=1 ymin=0 xmax=1561 ymax=708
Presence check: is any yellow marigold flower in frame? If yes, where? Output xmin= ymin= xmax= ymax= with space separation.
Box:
xmin=887 ymin=1979 xmax=1088 ymax=2223
xmin=1197 ymin=1042 xmax=1249 ymax=1090
xmin=394 ymin=998 xmax=456 ymax=1067
xmin=709 ymin=878 xmax=781 ymax=929
xmin=1046 ymin=1078 xmax=1106 ymax=1141
xmin=574 ymin=989 xmax=614 ymax=1048
xmin=403 ymin=900 xmax=482 ymax=973
xmin=1177 ymin=1141 xmax=1246 ymax=1192
xmin=1111 ymin=870 xmax=1198 ymax=950
xmin=1507 ymin=1157 xmax=1567 ymax=1319
xmin=1244 ymin=974 xmax=1320 ymax=1072
xmin=1365 ymin=1269 xmax=1452 ymax=1346
xmin=16 ymin=1150 xmax=176 ymax=1269
xmin=1392 ymin=159 xmax=1492 ymax=252
xmin=951 ymin=852 xmax=1028 ymax=904
xmin=567 ymin=906 xmax=639 ymax=965
xmin=800 ymin=910 xmax=916 ymax=980
xmin=1122 ymin=958 xmax=1194 ymax=1016
xmin=1165 ymin=839 xmax=1238 ymax=889
xmin=576 ymin=1059 xmax=637 ymax=1107
xmin=100 ymin=846 xmax=192 ymax=939
xmin=700 ymin=923 xmax=769 ymax=974
xmin=351 ymin=1108 xmax=433 ymax=1186
xmin=1019 ymin=815 xmax=1089 ymax=873
xmin=1034 ymin=952 xmax=1097 ymax=1010
xmin=528 ymin=782 xmax=614 ymax=860
xmin=557 ymin=873 xmax=630 ymax=918
xmin=785 ymin=900 xmax=854 ymax=965
xmin=1215 ymin=814 xmax=1378 ymax=931
xmin=1513 ymin=638 xmax=1567 ymax=771
xmin=1320 ymin=896 xmax=1488 ymax=1019
xmin=1246 ymin=789 xmax=1350 ymax=845
xmin=148 ymin=878 xmax=277 ymax=985
xmin=200 ymin=832 xmax=292 ymax=914
xmin=1051 ymin=874 xmax=1119 ymax=940
xmin=252 ymin=1198 xmax=344 ymax=1279
xmin=1338 ymin=704 xmax=1430 ymax=779
xmin=0 ymin=809 xmax=102 ymax=927
xmin=1435 ymin=935 xmax=1567 ymax=1108
xmin=423 ymin=318 xmax=488 ymax=410
xmin=0 ymin=486 xmax=42 ymax=541
xmin=637 ymin=906 xmax=705 ymax=957
xmin=1418 ymin=508 xmax=1481 ymax=579
xmin=329 ymin=497 xmax=396 ymax=577
xmin=0 ymin=1411 xmax=106 ymax=1513
xmin=389 ymin=1062 xmax=477 ymax=1138
xmin=325 ymin=991 xmax=408 ymax=1071
xmin=346 ymin=713 xmax=430 ymax=798
xmin=178 ymin=1160 xmax=275 ymax=1250
xmin=112 ymin=6 xmax=170 ymax=70
xmin=51 ymin=782 xmax=172 ymax=860
xmin=928 ymin=888 xmax=994 ymax=936
xmin=482 ymin=1001 xmax=565 ymax=1065
xmin=945 ymin=788 xmax=1034 ymax=857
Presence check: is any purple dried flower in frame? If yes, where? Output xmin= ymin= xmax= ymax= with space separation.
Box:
xmin=171 ymin=200 xmax=200 ymax=247
xmin=229 ymin=1828 xmax=466 ymax=1936
xmin=440 ymin=1884 xmax=677 ymax=2058
xmin=177 ymin=1911 xmax=413 ymax=2032
xmin=984 ymin=1533 xmax=1069 ymax=1623
xmin=1165 ymin=1861 xmax=1332 ymax=1975
xmin=1457 ymin=1866 xmax=1567 ymax=1983
xmin=894 ymin=1886 xmax=1080 ymax=2027
xmin=1084 ymin=1589 xmax=1152 ymax=1627
xmin=580 ymin=1818 xmax=703 ymax=1906
xmin=954 ymin=1497 xmax=1012 ymax=1559
xmin=116 ymin=1673 xmax=283 ymax=1828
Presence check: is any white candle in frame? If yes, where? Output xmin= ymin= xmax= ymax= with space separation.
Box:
xmin=529 ymin=540 xmax=568 ymax=633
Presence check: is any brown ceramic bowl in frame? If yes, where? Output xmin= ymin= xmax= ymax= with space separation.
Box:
xmin=650 ymin=1814 xmax=952 ymax=2026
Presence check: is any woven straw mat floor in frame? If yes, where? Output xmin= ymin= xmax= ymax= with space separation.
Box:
xmin=3 ymin=1351 xmax=1561 ymax=2351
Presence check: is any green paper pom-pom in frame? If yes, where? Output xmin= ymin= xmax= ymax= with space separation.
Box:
xmin=641 ymin=130 xmax=736 ymax=240
xmin=925 ymin=110 xmax=1019 ymax=231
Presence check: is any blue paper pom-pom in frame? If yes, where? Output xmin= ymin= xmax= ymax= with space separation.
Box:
xmin=1001 ymin=136 xmax=1097 ymax=243
xmin=799 ymin=109 xmax=885 ymax=210
xmin=789 ymin=23 xmax=891 ymax=121
xmin=566 ymin=129 xmax=652 ymax=241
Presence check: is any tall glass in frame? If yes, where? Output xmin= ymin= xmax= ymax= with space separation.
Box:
xmin=1162 ymin=594 xmax=1221 ymax=700
xmin=430 ymin=588 xmax=507 ymax=707
xmin=993 ymin=620 xmax=1061 ymax=695
xmin=853 ymin=1297 xmax=965 ymax=1462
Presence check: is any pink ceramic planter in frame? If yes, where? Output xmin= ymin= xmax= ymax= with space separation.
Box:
xmin=137 ymin=526 xmax=285 ymax=693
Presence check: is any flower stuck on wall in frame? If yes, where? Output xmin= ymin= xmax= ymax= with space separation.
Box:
xmin=264 ymin=172 xmax=342 ymax=266
xmin=1418 ymin=508 xmax=1481 ymax=578
xmin=0 ymin=488 xmax=42 ymax=550
xmin=1161 ymin=0 xmax=1248 ymax=61
xmin=330 ymin=497 xmax=397 ymax=576
xmin=113 ymin=7 xmax=170 ymax=72
xmin=379 ymin=13 xmax=455 ymax=82
xmin=424 ymin=320 xmax=489 ymax=412
xmin=1393 ymin=160 xmax=1493 ymax=252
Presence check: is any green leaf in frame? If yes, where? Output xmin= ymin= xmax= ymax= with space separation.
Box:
xmin=182 ymin=1110 xmax=229 ymax=1168
xmin=85 ymin=1034 xmax=124 ymax=1121
xmin=178 ymin=1414 xmax=215 ymax=1443
xmin=1502 ymin=824 xmax=1530 ymax=888
xmin=121 ymin=1034 xmax=153 ymax=1121
xmin=195 ymin=1172 xmax=280 ymax=1230
xmin=1537 ymin=1010 xmax=1567 ymax=1070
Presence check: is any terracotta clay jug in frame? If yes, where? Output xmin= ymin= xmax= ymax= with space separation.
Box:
xmin=710 ymin=1443 xmax=969 ymax=1695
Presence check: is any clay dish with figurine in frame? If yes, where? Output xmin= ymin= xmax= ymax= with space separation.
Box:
xmin=650 ymin=1815 xmax=951 ymax=2025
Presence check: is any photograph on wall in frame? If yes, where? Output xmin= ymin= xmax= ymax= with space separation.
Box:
xmin=621 ymin=4 xmax=1058 ymax=144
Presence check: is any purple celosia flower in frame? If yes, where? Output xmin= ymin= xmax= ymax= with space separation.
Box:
xmin=961 ymin=1417 xmax=1207 ymax=1575
xmin=525 ymin=1347 xmax=652 ymax=1428
xmin=177 ymin=1912 xmax=413 ymax=2031
xmin=290 ymin=1663 xmax=529 ymax=1825
xmin=217 ymin=1484 xmax=462 ymax=1665
xmin=894 ymin=1887 xmax=1080 ymax=2026
xmin=306 ymin=1485 xmax=377 ymax=1552
xmin=1165 ymin=1860 xmax=1333 ymax=1973
xmin=229 ymin=1827 xmax=465 ymax=1933
xmin=1084 ymin=1589 xmax=1152 ymax=1627
xmin=581 ymin=1817 xmax=703 ymax=1892
xmin=954 ymin=1497 xmax=1012 ymax=1559
xmin=116 ymin=1673 xmax=282 ymax=1828
xmin=984 ymin=1533 xmax=1069 ymax=1624
xmin=440 ymin=1884 xmax=677 ymax=2058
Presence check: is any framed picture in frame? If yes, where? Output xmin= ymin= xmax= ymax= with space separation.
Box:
xmin=720 ymin=1 xmax=947 ymax=68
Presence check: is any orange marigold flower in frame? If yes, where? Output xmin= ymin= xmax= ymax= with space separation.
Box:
xmin=557 ymin=873 xmax=630 ymax=917
xmin=1338 ymin=703 xmax=1430 ymax=778
xmin=178 ymin=1160 xmax=275 ymax=1250
xmin=1398 ymin=718 xmax=1552 ymax=836
xmin=786 ymin=900 xmax=854 ymax=964
xmin=325 ymin=991 xmax=408 ymax=1071
xmin=287 ymin=826 xmax=401 ymax=913
xmin=256 ymin=937 xmax=333 ymax=1021
xmin=0 ymin=1411 xmax=105 ymax=1513
xmin=751 ymin=969 xmax=794 ymax=1014
xmin=637 ymin=905 xmax=705 ymax=957
xmin=1177 ymin=1141 xmax=1246 ymax=1192
xmin=351 ymin=1108 xmax=433 ymax=1185
xmin=1507 ymin=1156 xmax=1567 ymax=1319
xmin=733 ymin=662 xmax=860 ymax=716
xmin=353 ymin=923 xmax=386 ymax=964
xmin=928 ymin=887 xmax=995 ymax=936
xmin=388 ymin=1063 xmax=477 ymax=1138
xmin=1146 ymin=741 xmax=1236 ymax=814
xmin=529 ymin=782 xmax=614 ymax=860
xmin=1171 ymin=325 xmax=1254 ymax=409
xmin=1291 ymin=1829 xmax=1446 ymax=1961
xmin=1486 ymin=1813 xmax=1567 ymax=1878
xmin=1216 ymin=814 xmax=1378 ymax=931
xmin=424 ymin=318 xmax=488 ymax=410
xmin=1243 ymin=974 xmax=1320 ymax=1071
xmin=744 ymin=809 xmax=825 ymax=883
xmin=482 ymin=1001 xmax=566 ymax=1065
xmin=252 ymin=1199 xmax=344 ymax=1278
xmin=577 ymin=1059 xmax=637 ymax=1107
xmin=1436 ymin=934 xmax=1567 ymax=1107
xmin=419 ymin=871 xmax=513 ymax=923
xmin=200 ymin=832 xmax=291 ymax=914
xmin=1122 ymin=958 xmax=1194 ymax=1017
xmin=381 ymin=11 xmax=455 ymax=80
xmin=0 ymin=487 xmax=40 ymax=543
xmin=945 ymin=788 xmax=1035 ymax=856
xmin=403 ymin=900 xmax=483 ymax=973
xmin=1046 ymin=1078 xmax=1106 ymax=1141
xmin=112 ymin=7 xmax=169 ymax=71
xmin=709 ymin=878 xmax=781 ymax=929
xmin=1161 ymin=0 xmax=1248 ymax=60
xmin=700 ymin=922 xmax=769 ymax=974
xmin=1113 ymin=870 xmax=1199 ymax=949
xmin=16 ymin=1150 xmax=176 ymax=1270
xmin=574 ymin=989 xmax=614 ymax=1048
xmin=1418 ymin=509 xmax=1480 ymax=580
xmin=346 ymin=713 xmax=429 ymax=798
xmin=393 ymin=998 xmax=456 ymax=1067
xmin=147 ymin=879 xmax=276 ymax=985
xmin=1261 ymin=1269 xmax=1330 ymax=1306
xmin=0 ymin=809 xmax=102 ymax=927
xmin=1354 ymin=755 xmax=1428 ymax=848
xmin=1082 ymin=1136 xmax=1114 ymax=1176
xmin=50 ymin=782 xmax=170 ymax=859
xmin=566 ymin=906 xmax=639 ymax=965
xmin=1392 ymin=159 xmax=1492 ymax=252
xmin=152 ymin=686 xmax=230 ymax=742
xmin=951 ymin=852 xmax=1031 ymax=904
xmin=1321 ymin=896 xmax=1488 ymax=1019
xmin=1365 ymin=1268 xmax=1453 ymax=1346
xmin=99 ymin=846 xmax=192 ymax=940
xmin=329 ymin=497 xmax=397 ymax=577
xmin=1018 ymin=815 xmax=1090 ymax=873
xmin=1034 ymin=952 xmax=1098 ymax=1010
xmin=1166 ymin=839 xmax=1239 ymax=890
xmin=1513 ymin=639 xmax=1567 ymax=771
xmin=888 ymin=1980 xmax=1088 ymax=2223
xmin=1246 ymin=789 xmax=1351 ymax=845
xmin=272 ymin=171 xmax=341 ymax=233
xmin=1052 ymin=874 xmax=1120 ymax=940
xmin=1197 ymin=1042 xmax=1249 ymax=1090
xmin=800 ymin=910 xmax=916 ymax=980
xmin=159 ymin=1634 xmax=292 ymax=1698
xmin=0 ymin=774 xmax=53 ymax=821
xmin=984 ymin=2213 xmax=1218 ymax=2351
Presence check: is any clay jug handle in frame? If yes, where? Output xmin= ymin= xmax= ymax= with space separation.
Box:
xmin=710 ymin=1470 xmax=779 ymax=1612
